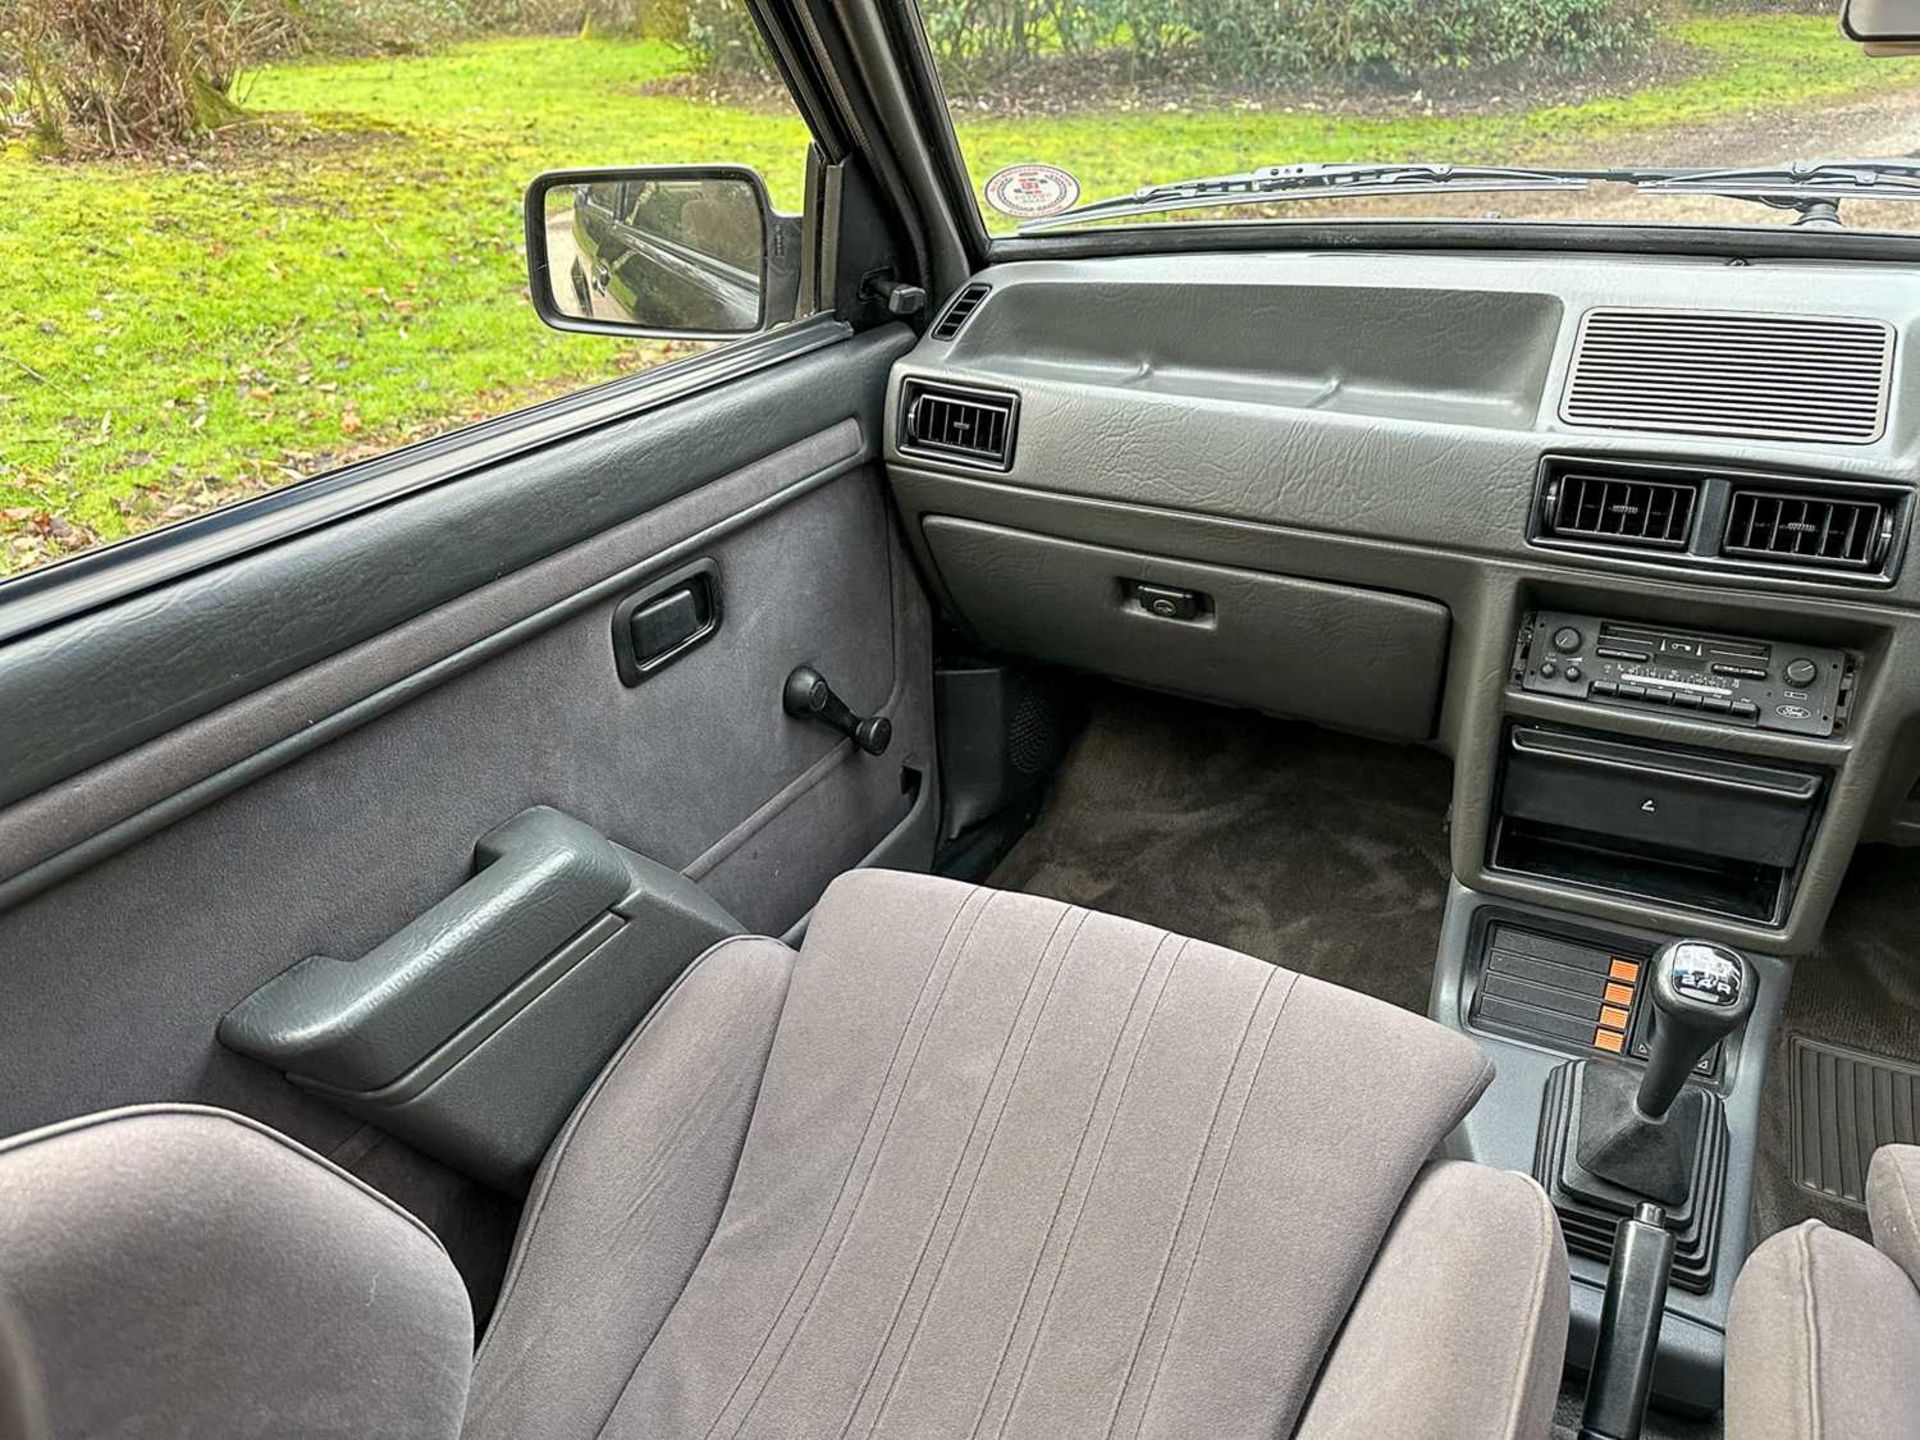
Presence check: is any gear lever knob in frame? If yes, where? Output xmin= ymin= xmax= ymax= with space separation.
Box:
xmin=1636 ymin=940 xmax=1753 ymax=1122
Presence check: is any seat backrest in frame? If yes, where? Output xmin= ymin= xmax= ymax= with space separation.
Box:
xmin=0 ymin=1105 xmax=473 ymax=1440
xmin=477 ymin=869 xmax=1505 ymax=1439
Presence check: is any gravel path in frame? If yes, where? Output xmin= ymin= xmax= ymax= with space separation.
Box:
xmin=1227 ymin=83 xmax=1920 ymax=232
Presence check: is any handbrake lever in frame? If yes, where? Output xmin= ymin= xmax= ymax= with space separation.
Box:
xmin=1578 ymin=1202 xmax=1675 ymax=1440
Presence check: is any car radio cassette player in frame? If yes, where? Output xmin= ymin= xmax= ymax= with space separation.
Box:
xmin=1517 ymin=611 xmax=1852 ymax=737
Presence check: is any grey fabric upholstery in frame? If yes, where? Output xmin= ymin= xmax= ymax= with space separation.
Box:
xmin=1867 ymin=1144 xmax=1920 ymax=1286
xmin=0 ymin=1292 xmax=50 ymax=1440
xmin=1726 ymin=1218 xmax=1920 ymax=1440
xmin=0 ymin=1105 xmax=472 ymax=1440
xmin=466 ymin=935 xmax=797 ymax=1436
xmin=469 ymin=869 xmax=1556 ymax=1439
xmin=1726 ymin=1144 xmax=1920 ymax=1440
xmin=1297 ymin=1160 xmax=1568 ymax=1440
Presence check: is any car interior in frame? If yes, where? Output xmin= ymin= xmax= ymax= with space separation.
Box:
xmin=7 ymin=2 xmax=1920 ymax=1439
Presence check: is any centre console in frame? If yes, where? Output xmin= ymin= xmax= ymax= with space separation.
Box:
xmin=1442 ymin=603 xmax=1856 ymax=1420
xmin=1494 ymin=610 xmax=1843 ymax=928
xmin=1434 ymin=887 xmax=1789 ymax=1418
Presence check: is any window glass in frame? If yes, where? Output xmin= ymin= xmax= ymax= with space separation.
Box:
xmin=910 ymin=2 xmax=1920 ymax=240
xmin=1 ymin=5 xmax=811 ymax=577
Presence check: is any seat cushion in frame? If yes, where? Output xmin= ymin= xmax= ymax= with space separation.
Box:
xmin=1726 ymin=1217 xmax=1920 ymax=1440
xmin=472 ymin=869 xmax=1530 ymax=1439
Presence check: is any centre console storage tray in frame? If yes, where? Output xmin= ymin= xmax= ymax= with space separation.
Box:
xmin=1494 ymin=726 xmax=1824 ymax=923
xmin=1504 ymin=728 xmax=1819 ymax=869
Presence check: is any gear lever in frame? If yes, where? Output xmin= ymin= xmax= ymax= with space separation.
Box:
xmin=1575 ymin=939 xmax=1754 ymax=1205
xmin=1636 ymin=941 xmax=1753 ymax=1121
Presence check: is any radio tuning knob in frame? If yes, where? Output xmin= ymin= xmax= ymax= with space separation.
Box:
xmin=1784 ymin=658 xmax=1818 ymax=687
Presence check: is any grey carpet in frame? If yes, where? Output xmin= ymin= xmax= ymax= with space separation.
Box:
xmin=1752 ymin=842 xmax=1920 ymax=1248
xmin=987 ymin=686 xmax=1453 ymax=1015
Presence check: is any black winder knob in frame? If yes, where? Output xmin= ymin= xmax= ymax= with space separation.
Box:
xmin=1783 ymin=658 xmax=1818 ymax=688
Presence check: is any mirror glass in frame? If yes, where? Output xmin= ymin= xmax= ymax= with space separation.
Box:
xmin=1845 ymin=0 xmax=1920 ymax=44
xmin=540 ymin=175 xmax=766 ymax=335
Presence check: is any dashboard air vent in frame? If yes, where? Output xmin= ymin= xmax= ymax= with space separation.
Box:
xmin=1562 ymin=309 xmax=1894 ymax=445
xmin=1722 ymin=487 xmax=1890 ymax=571
xmin=931 ymin=283 xmax=991 ymax=342
xmin=900 ymin=380 xmax=1017 ymax=470
xmin=1539 ymin=464 xmax=1698 ymax=551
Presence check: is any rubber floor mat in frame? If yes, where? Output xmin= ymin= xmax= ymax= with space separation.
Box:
xmin=1789 ymin=1035 xmax=1920 ymax=1208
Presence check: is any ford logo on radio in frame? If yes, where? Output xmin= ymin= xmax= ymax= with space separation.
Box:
xmin=1777 ymin=704 xmax=1813 ymax=720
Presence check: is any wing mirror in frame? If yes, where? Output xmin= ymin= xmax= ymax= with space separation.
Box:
xmin=1842 ymin=0 xmax=1920 ymax=52
xmin=524 ymin=165 xmax=801 ymax=339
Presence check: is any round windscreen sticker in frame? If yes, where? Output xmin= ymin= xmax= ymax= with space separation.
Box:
xmin=984 ymin=164 xmax=1081 ymax=219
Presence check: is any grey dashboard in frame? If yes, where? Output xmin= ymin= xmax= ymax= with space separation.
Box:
xmin=884 ymin=250 xmax=1920 ymax=957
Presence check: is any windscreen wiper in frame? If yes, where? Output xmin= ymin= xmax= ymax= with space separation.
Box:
xmin=1015 ymin=161 xmax=1606 ymax=233
xmin=1634 ymin=159 xmax=1920 ymax=227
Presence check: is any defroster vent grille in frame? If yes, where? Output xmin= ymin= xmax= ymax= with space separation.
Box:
xmin=931 ymin=283 xmax=991 ymax=342
xmin=1563 ymin=308 xmax=1893 ymax=445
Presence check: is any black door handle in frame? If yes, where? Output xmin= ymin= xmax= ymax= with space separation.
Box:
xmin=612 ymin=560 xmax=721 ymax=685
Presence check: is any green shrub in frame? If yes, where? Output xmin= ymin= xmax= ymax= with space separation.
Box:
xmin=3 ymin=0 xmax=294 ymax=151
xmin=1208 ymin=0 xmax=1654 ymax=82
xmin=905 ymin=0 xmax=1653 ymax=88
xmin=283 ymin=0 xmax=473 ymax=54
xmin=681 ymin=0 xmax=770 ymax=77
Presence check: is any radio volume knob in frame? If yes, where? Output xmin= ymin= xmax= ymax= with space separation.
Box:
xmin=1552 ymin=626 xmax=1583 ymax=653
xmin=1784 ymin=658 xmax=1818 ymax=687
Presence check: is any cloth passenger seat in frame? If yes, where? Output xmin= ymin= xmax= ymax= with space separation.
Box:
xmin=0 ymin=869 xmax=1568 ymax=1438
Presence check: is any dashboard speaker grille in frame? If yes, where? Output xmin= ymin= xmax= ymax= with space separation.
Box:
xmin=1723 ymin=487 xmax=1886 ymax=570
xmin=1542 ymin=466 xmax=1697 ymax=551
xmin=931 ymin=283 xmax=991 ymax=342
xmin=1562 ymin=308 xmax=1893 ymax=445
xmin=900 ymin=380 xmax=1017 ymax=470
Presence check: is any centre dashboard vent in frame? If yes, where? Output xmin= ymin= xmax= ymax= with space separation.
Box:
xmin=899 ymin=380 xmax=1018 ymax=471
xmin=931 ymin=283 xmax=991 ymax=341
xmin=1539 ymin=463 xmax=1698 ymax=551
xmin=1722 ymin=486 xmax=1892 ymax=571
xmin=1533 ymin=455 xmax=1909 ymax=583
xmin=1562 ymin=308 xmax=1894 ymax=446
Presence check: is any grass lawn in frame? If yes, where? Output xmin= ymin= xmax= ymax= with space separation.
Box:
xmin=2 ymin=13 xmax=1914 ymax=573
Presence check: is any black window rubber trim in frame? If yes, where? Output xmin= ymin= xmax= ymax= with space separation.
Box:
xmin=0 ymin=316 xmax=853 ymax=647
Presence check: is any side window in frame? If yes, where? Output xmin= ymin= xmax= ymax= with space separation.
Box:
xmin=2 ymin=10 xmax=812 ymax=579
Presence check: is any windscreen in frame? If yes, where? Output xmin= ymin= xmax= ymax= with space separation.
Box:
xmin=911 ymin=2 xmax=1920 ymax=237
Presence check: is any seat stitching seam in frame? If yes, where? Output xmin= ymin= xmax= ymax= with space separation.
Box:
xmin=992 ymin=934 xmax=1192 ymax=1440
xmin=845 ymin=904 xmax=1086 ymax=1440
xmin=1121 ymin=966 xmax=1297 ymax=1438
xmin=1800 ymin=1224 xmax=1822 ymax=1440
xmin=715 ymin=885 xmax=996 ymax=1439
xmin=964 ymin=927 xmax=1180 ymax=1440
xmin=478 ymin=933 xmax=782 ymax=1370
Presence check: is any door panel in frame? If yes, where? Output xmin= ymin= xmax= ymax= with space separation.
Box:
xmin=0 ymin=326 xmax=928 ymax=1214
xmin=0 ymin=325 xmax=903 ymax=811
